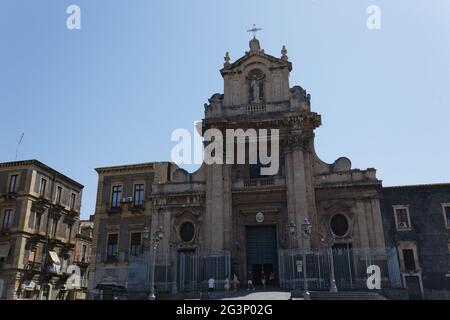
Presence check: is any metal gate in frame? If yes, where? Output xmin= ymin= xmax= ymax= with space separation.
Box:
xmin=278 ymin=247 xmax=401 ymax=291
xmin=177 ymin=250 xmax=198 ymax=292
xmin=176 ymin=250 xmax=232 ymax=292
xmin=199 ymin=251 xmax=231 ymax=291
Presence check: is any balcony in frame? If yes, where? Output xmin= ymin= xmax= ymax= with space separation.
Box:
xmin=129 ymin=203 xmax=145 ymax=214
xmin=74 ymin=256 xmax=90 ymax=267
xmin=46 ymin=263 xmax=62 ymax=274
xmin=32 ymin=198 xmax=49 ymax=214
xmin=0 ymin=227 xmax=12 ymax=236
xmin=107 ymin=205 xmax=122 ymax=215
xmin=205 ymin=100 xmax=291 ymax=119
xmin=0 ymin=191 xmax=18 ymax=201
xmin=24 ymin=261 xmax=42 ymax=273
xmin=102 ymin=252 xmax=133 ymax=265
xmin=104 ymin=255 xmax=119 ymax=264
xmin=232 ymin=176 xmax=286 ymax=190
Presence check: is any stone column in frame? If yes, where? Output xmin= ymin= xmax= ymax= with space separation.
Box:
xmin=285 ymin=132 xmax=316 ymax=249
xmin=356 ymin=200 xmax=370 ymax=249
xmin=205 ymin=163 xmax=232 ymax=252
xmin=370 ymin=198 xmax=386 ymax=248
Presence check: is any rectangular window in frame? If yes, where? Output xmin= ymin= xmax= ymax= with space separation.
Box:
xmin=51 ymin=218 xmax=58 ymax=238
xmin=81 ymin=244 xmax=88 ymax=262
xmin=106 ymin=234 xmax=119 ymax=261
xmin=395 ymin=207 xmax=411 ymax=230
xmin=2 ymin=209 xmax=14 ymax=230
xmin=130 ymin=232 xmax=142 ymax=256
xmin=8 ymin=175 xmax=18 ymax=193
xmin=70 ymin=193 xmax=76 ymax=211
xmin=55 ymin=186 xmax=62 ymax=204
xmin=28 ymin=247 xmax=37 ymax=263
xmin=133 ymin=184 xmax=144 ymax=207
xmin=402 ymin=249 xmax=416 ymax=271
xmin=34 ymin=212 xmax=42 ymax=233
xmin=111 ymin=186 xmax=122 ymax=208
xmin=39 ymin=178 xmax=47 ymax=198
xmin=443 ymin=205 xmax=450 ymax=228
xmin=66 ymin=224 xmax=73 ymax=242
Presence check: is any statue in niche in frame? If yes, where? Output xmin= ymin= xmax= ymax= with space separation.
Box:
xmin=250 ymin=75 xmax=263 ymax=103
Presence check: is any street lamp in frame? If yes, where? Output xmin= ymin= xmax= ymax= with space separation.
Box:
xmin=149 ymin=226 xmax=164 ymax=300
xmin=320 ymin=232 xmax=338 ymax=293
xmin=301 ymin=218 xmax=312 ymax=300
xmin=169 ymin=239 xmax=183 ymax=294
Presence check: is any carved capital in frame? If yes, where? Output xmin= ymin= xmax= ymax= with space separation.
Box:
xmin=285 ymin=132 xmax=314 ymax=152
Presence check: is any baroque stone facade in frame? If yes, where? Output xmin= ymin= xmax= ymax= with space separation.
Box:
xmin=89 ymin=38 xmax=389 ymax=297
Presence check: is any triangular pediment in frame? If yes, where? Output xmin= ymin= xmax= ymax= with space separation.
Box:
xmin=220 ymin=37 xmax=292 ymax=76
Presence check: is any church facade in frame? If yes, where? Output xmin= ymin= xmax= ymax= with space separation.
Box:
xmin=169 ymin=36 xmax=387 ymax=277
xmin=89 ymin=37 xmax=393 ymax=298
xmin=89 ymin=38 xmax=450 ymax=299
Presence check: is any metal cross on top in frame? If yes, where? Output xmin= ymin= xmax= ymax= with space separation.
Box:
xmin=247 ymin=24 xmax=262 ymax=38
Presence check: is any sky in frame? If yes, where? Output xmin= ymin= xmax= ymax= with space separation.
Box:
xmin=0 ymin=0 xmax=449 ymax=219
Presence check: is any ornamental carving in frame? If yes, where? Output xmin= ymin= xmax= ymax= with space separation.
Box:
xmin=285 ymin=133 xmax=314 ymax=152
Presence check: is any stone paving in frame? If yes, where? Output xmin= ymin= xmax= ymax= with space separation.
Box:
xmin=198 ymin=288 xmax=295 ymax=300
xmin=221 ymin=290 xmax=292 ymax=300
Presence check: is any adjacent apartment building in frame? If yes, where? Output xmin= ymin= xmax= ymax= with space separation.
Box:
xmin=0 ymin=160 xmax=83 ymax=300
xmin=88 ymin=162 xmax=174 ymax=299
xmin=381 ymin=184 xmax=450 ymax=299
xmin=72 ymin=216 xmax=94 ymax=300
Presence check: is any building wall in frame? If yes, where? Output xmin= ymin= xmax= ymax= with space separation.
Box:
xmin=0 ymin=160 xmax=83 ymax=300
xmin=89 ymin=162 xmax=173 ymax=298
xmin=381 ymin=185 xmax=450 ymax=298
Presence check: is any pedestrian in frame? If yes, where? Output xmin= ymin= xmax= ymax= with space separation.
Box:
xmin=247 ymin=274 xmax=255 ymax=291
xmin=261 ymin=271 xmax=266 ymax=289
xmin=224 ymin=276 xmax=230 ymax=297
xmin=233 ymin=273 xmax=239 ymax=292
xmin=208 ymin=277 xmax=215 ymax=298
xmin=269 ymin=272 xmax=275 ymax=285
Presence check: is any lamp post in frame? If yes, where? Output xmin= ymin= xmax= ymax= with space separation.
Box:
xmin=288 ymin=220 xmax=296 ymax=291
xmin=321 ymin=232 xmax=338 ymax=293
xmin=169 ymin=239 xmax=183 ymax=294
xmin=301 ymin=219 xmax=312 ymax=300
xmin=148 ymin=226 xmax=164 ymax=300
xmin=142 ymin=226 xmax=150 ymax=292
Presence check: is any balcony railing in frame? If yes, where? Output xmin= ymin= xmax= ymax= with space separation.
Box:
xmin=75 ymin=256 xmax=90 ymax=264
xmin=245 ymin=103 xmax=266 ymax=114
xmin=0 ymin=227 xmax=12 ymax=235
xmin=129 ymin=203 xmax=145 ymax=213
xmin=0 ymin=192 xmax=17 ymax=201
xmin=107 ymin=205 xmax=122 ymax=215
xmin=102 ymin=252 xmax=137 ymax=264
xmin=24 ymin=261 xmax=42 ymax=272
xmin=46 ymin=263 xmax=62 ymax=274
xmin=232 ymin=176 xmax=285 ymax=190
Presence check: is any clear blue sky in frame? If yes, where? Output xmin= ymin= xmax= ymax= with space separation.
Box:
xmin=1 ymin=1 xmax=449 ymax=219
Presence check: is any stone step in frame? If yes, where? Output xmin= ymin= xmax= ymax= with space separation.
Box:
xmin=308 ymin=291 xmax=386 ymax=300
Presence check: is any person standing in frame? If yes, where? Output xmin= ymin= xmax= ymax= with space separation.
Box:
xmin=208 ymin=277 xmax=215 ymax=299
xmin=269 ymin=272 xmax=275 ymax=285
xmin=247 ymin=273 xmax=255 ymax=291
xmin=224 ymin=276 xmax=230 ymax=297
xmin=233 ymin=274 xmax=239 ymax=292
xmin=261 ymin=271 xmax=266 ymax=289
